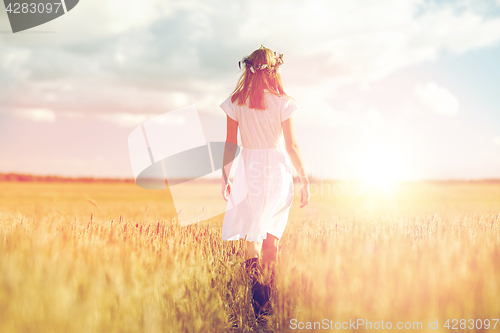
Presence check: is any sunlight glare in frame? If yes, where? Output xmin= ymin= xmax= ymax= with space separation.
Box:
xmin=356 ymin=142 xmax=408 ymax=192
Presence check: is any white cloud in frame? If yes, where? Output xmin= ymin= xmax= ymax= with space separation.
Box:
xmin=365 ymin=107 xmax=386 ymax=126
xmin=231 ymin=0 xmax=500 ymax=86
xmin=415 ymin=82 xmax=459 ymax=116
xmin=2 ymin=0 xmax=500 ymax=125
xmin=97 ymin=113 xmax=159 ymax=127
xmin=4 ymin=0 xmax=500 ymax=83
xmin=98 ymin=111 xmax=190 ymax=127
xmin=494 ymin=136 xmax=500 ymax=146
xmin=14 ymin=108 xmax=56 ymax=122
xmin=60 ymin=111 xmax=84 ymax=119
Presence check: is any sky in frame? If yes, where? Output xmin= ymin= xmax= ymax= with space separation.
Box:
xmin=0 ymin=0 xmax=500 ymax=181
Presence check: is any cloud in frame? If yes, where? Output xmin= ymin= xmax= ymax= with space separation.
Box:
xmin=415 ymin=82 xmax=459 ymax=116
xmin=229 ymin=0 xmax=500 ymax=86
xmin=97 ymin=113 xmax=159 ymax=127
xmin=97 ymin=111 xmax=190 ymax=127
xmin=1 ymin=0 xmax=500 ymax=124
xmin=5 ymin=1 xmax=500 ymax=80
xmin=14 ymin=108 xmax=56 ymax=122
xmin=494 ymin=136 xmax=500 ymax=146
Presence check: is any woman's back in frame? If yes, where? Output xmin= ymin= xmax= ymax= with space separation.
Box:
xmin=220 ymin=45 xmax=310 ymax=319
xmin=220 ymin=90 xmax=298 ymax=150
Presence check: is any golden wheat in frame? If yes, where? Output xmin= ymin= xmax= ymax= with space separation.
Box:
xmin=0 ymin=181 xmax=499 ymax=332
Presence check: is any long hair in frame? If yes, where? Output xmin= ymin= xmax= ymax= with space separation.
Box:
xmin=231 ymin=47 xmax=288 ymax=110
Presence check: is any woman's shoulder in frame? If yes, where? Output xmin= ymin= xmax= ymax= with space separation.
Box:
xmin=264 ymin=89 xmax=294 ymax=103
xmin=274 ymin=94 xmax=297 ymax=110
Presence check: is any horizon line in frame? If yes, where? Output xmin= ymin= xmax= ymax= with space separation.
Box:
xmin=1 ymin=172 xmax=500 ymax=184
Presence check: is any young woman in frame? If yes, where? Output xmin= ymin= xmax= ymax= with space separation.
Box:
xmin=220 ymin=46 xmax=310 ymax=316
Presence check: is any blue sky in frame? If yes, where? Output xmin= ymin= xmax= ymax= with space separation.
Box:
xmin=0 ymin=0 xmax=499 ymax=180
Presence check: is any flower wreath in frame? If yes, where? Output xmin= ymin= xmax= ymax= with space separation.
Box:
xmin=238 ymin=46 xmax=284 ymax=75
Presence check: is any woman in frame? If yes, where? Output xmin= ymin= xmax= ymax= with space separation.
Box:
xmin=220 ymin=45 xmax=310 ymax=317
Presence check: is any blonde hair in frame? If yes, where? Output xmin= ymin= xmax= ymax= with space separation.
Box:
xmin=230 ymin=46 xmax=288 ymax=110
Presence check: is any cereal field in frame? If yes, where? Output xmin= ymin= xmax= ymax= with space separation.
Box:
xmin=0 ymin=180 xmax=499 ymax=332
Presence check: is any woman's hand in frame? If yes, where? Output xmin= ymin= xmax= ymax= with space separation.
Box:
xmin=221 ymin=178 xmax=232 ymax=202
xmin=299 ymin=182 xmax=310 ymax=208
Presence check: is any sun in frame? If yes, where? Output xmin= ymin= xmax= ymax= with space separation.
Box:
xmin=355 ymin=142 xmax=409 ymax=191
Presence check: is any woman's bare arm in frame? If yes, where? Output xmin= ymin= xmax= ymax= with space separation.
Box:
xmin=282 ymin=116 xmax=310 ymax=207
xmin=221 ymin=115 xmax=238 ymax=201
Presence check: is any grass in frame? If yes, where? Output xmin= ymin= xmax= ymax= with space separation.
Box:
xmin=0 ymin=181 xmax=499 ymax=332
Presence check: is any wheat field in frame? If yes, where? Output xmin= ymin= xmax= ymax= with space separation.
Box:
xmin=0 ymin=180 xmax=499 ymax=332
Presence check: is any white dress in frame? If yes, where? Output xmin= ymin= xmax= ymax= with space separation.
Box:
xmin=220 ymin=90 xmax=299 ymax=242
